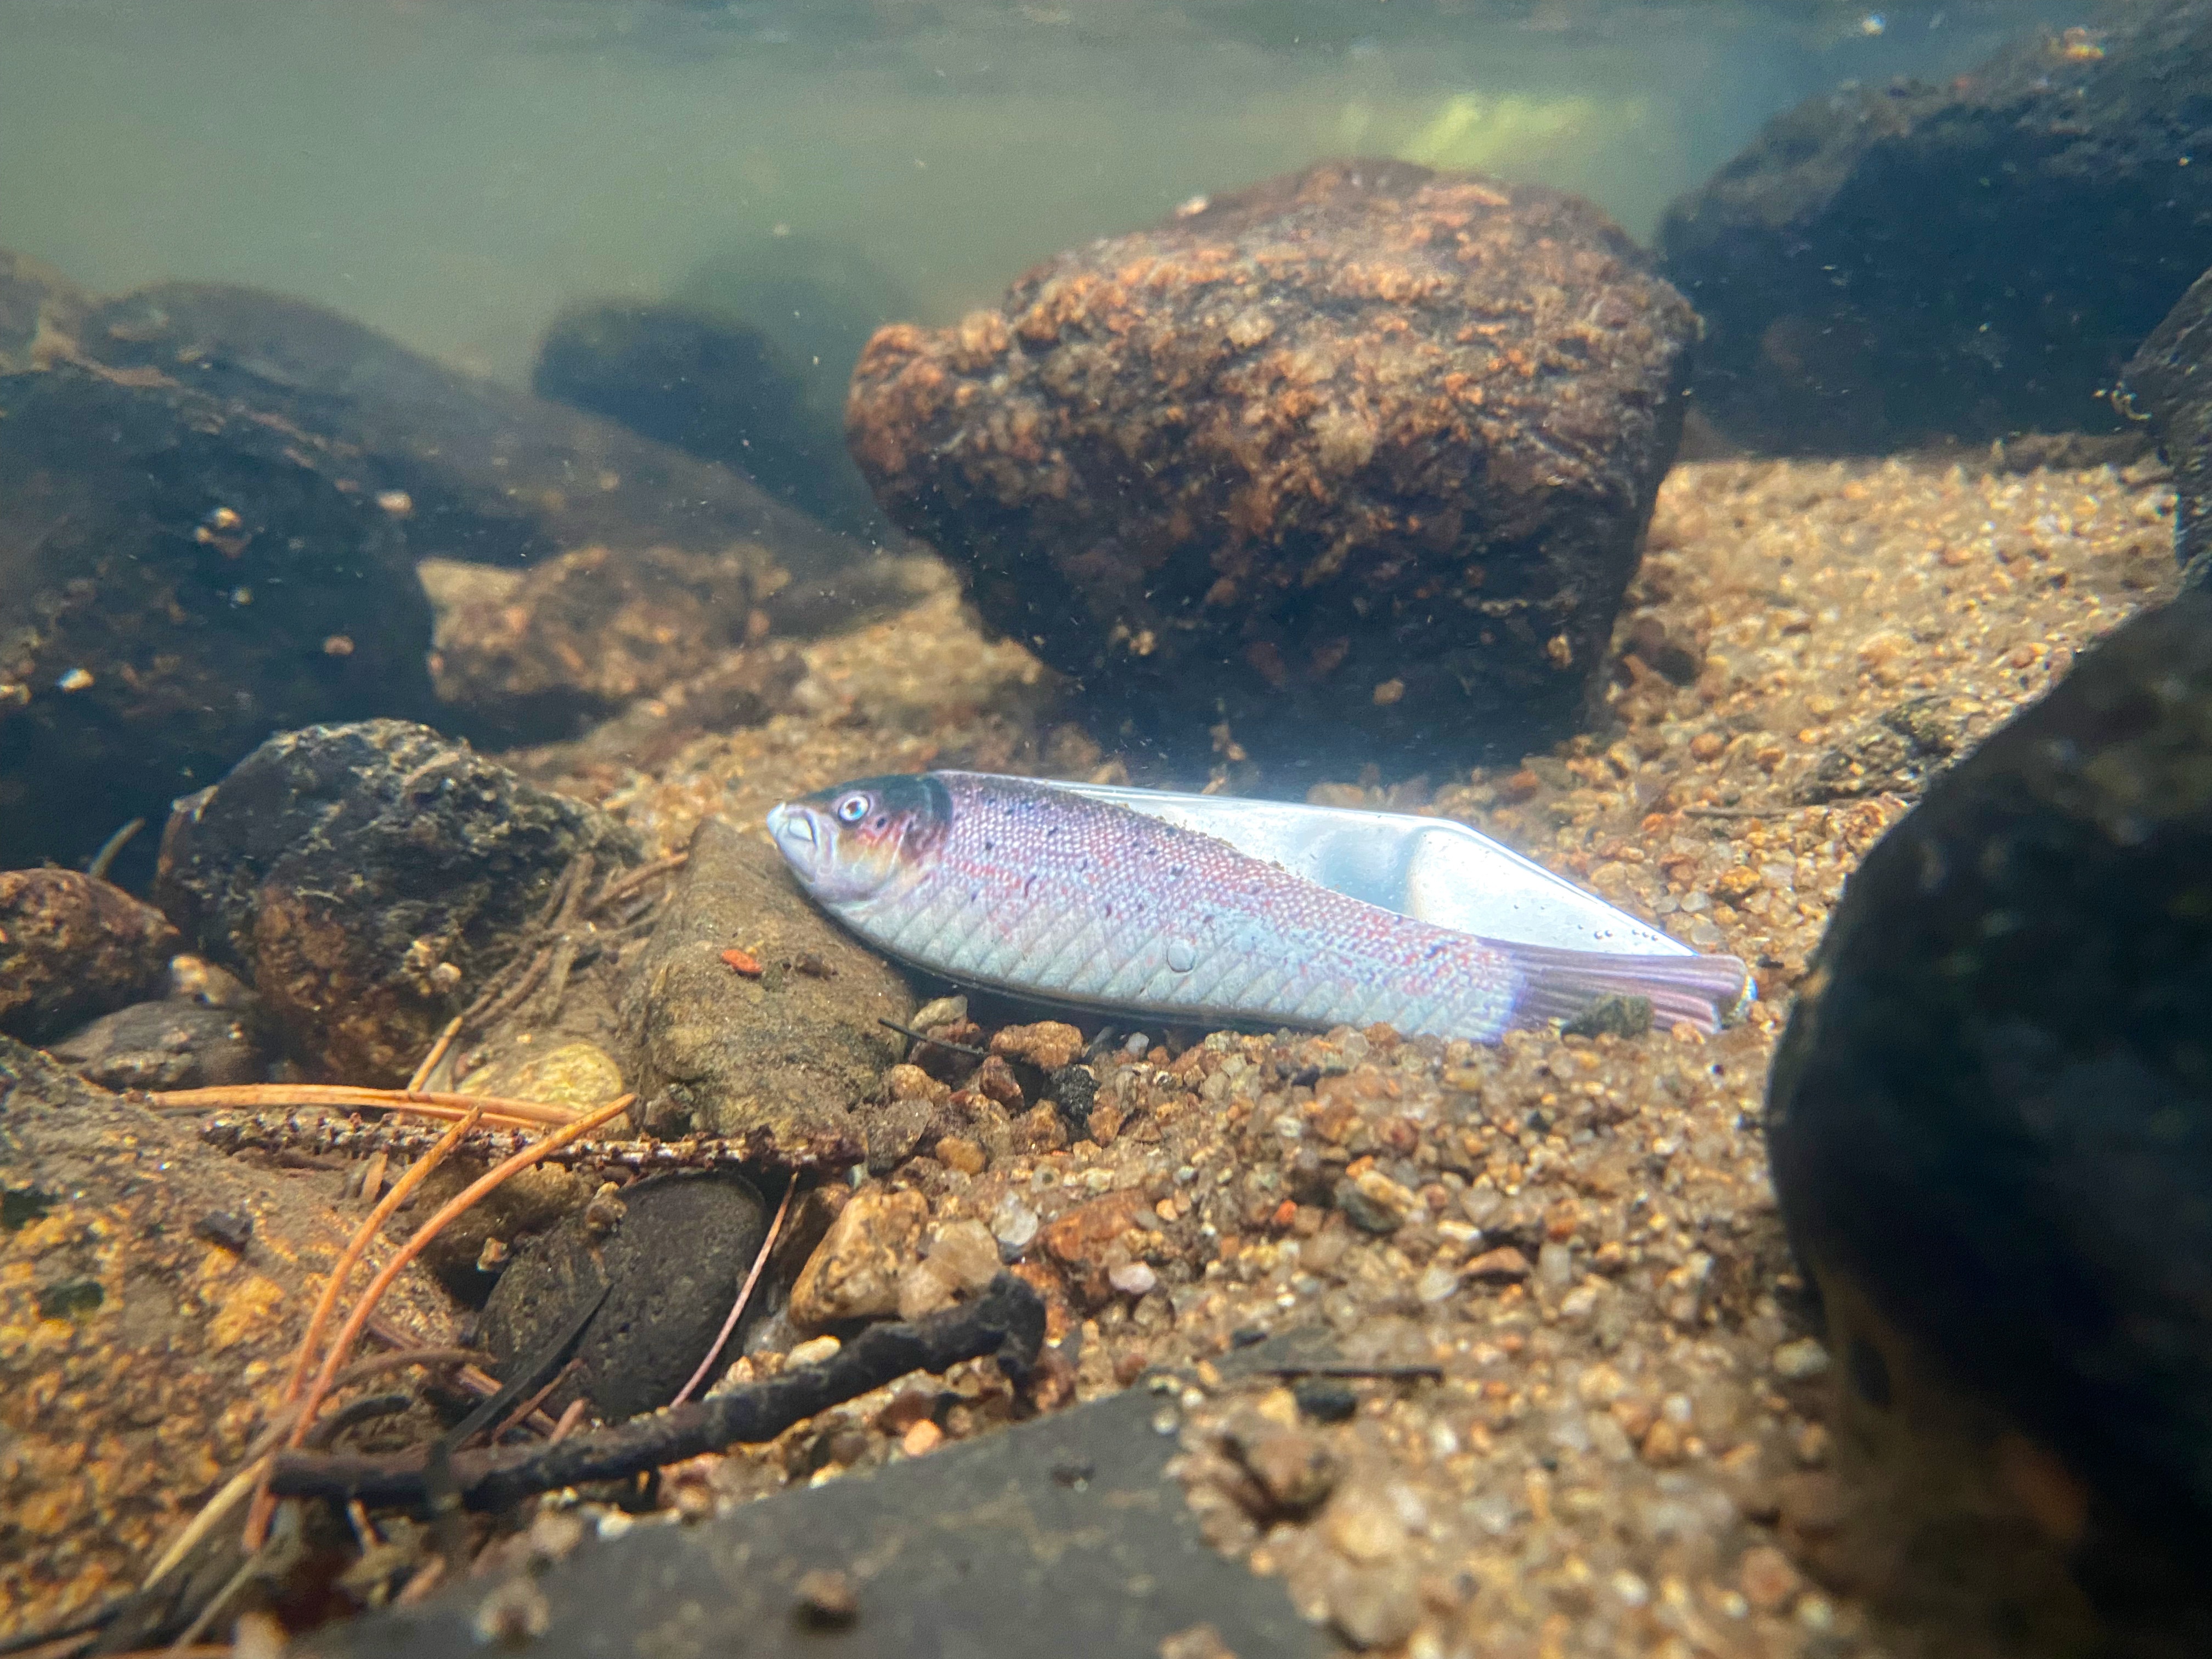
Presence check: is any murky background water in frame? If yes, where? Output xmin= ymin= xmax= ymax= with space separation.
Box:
xmin=0 ymin=0 xmax=2067 ymax=410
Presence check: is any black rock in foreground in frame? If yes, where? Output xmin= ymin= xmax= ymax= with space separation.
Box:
xmin=2124 ymin=266 xmax=2212 ymax=589
xmin=1768 ymin=588 xmax=2212 ymax=1653
xmin=296 ymin=1378 xmax=1329 ymax=1659
xmin=1662 ymin=1 xmax=2212 ymax=453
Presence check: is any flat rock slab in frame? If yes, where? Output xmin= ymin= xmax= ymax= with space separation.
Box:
xmin=304 ymin=1384 xmax=1336 ymax=1659
xmin=618 ymin=816 xmax=910 ymax=1154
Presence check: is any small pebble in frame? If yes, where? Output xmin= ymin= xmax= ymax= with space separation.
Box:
xmin=901 ymin=1419 xmax=944 ymax=1457
xmin=792 ymin=1567 xmax=859 ymax=1628
xmin=1109 ymin=1261 xmax=1159 ymax=1297
xmin=787 ymin=1335 xmax=842 ymax=1367
xmin=1771 ymin=1337 xmax=1831 ymax=1380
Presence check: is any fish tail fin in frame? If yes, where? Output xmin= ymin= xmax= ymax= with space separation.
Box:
xmin=1506 ymin=944 xmax=1754 ymax=1035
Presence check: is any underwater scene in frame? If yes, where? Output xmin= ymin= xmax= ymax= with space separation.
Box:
xmin=2 ymin=1 xmax=2209 ymax=1655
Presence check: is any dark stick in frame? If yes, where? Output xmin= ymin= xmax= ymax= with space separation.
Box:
xmin=878 ymin=1018 xmax=990 ymax=1059
xmin=268 ymin=1275 xmax=1045 ymax=1512
xmin=1260 ymin=1364 xmax=1445 ymax=1383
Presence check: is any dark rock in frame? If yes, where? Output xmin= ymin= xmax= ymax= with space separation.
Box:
xmin=193 ymin=1209 xmax=253 ymax=1252
xmin=2123 ymin=266 xmax=2212 ymax=589
xmin=153 ymin=719 xmax=639 ymax=1082
xmin=0 ymin=868 xmax=177 ymax=1043
xmin=1793 ymin=695 xmax=1963 ymax=805
xmin=76 ymin=280 xmax=862 ymax=583
xmin=0 ymin=260 xmax=440 ymax=874
xmin=618 ymin=816 xmax=910 ymax=1152
xmin=51 ymin=999 xmax=268 ymax=1091
xmin=419 ymin=546 xmax=801 ymax=743
xmin=1661 ymin=3 xmax=2212 ymax=453
xmin=848 ymin=160 xmax=1695 ymax=782
xmin=1559 ymin=992 xmax=1653 ymax=1040
xmin=1768 ymin=588 xmax=2212 ymax=1650
xmin=301 ymin=1386 xmax=1328 ymax=1659
xmin=1293 ymin=1377 xmax=1360 ymax=1424
xmin=533 ymin=300 xmax=879 ymax=538
xmin=0 ymin=1037 xmax=452 ymax=1639
xmin=475 ymin=1171 xmax=768 ymax=1425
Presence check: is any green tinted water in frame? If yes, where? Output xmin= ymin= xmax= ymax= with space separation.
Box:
xmin=0 ymin=0 xmax=2064 ymax=412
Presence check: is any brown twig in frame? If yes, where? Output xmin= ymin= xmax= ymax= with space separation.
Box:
xmin=276 ymin=1096 xmax=636 ymax=1485
xmin=200 ymin=1112 xmax=861 ymax=1176
xmin=547 ymin=1399 xmax=587 ymax=1443
xmin=879 ymin=1018 xmax=990 ymax=1059
xmin=151 ymin=1084 xmax=581 ymax=1129
xmin=405 ymin=1017 xmax=464 ymax=1096
xmin=586 ymin=850 xmax=688 ymax=916
xmin=269 ymin=1274 xmax=1045 ymax=1511
xmin=669 ymin=1176 xmax=794 ymax=1408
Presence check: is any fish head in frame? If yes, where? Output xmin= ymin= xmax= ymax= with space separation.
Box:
xmin=766 ymin=772 xmax=950 ymax=905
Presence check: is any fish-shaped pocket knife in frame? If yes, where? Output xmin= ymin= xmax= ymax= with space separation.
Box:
xmin=768 ymin=771 xmax=1751 ymax=1042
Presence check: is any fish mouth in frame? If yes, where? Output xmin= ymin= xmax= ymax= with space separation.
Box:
xmin=765 ymin=802 xmax=824 ymax=882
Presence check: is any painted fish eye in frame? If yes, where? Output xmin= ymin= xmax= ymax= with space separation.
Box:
xmin=835 ymin=791 xmax=872 ymax=825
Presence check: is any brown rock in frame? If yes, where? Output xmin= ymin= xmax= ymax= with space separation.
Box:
xmin=989 ymin=1020 xmax=1085 ymax=1072
xmin=0 ymin=1037 xmax=449 ymax=1639
xmin=619 ymin=815 xmax=910 ymax=1154
xmin=1042 ymin=1188 xmax=1149 ymax=1271
xmin=154 ymin=720 xmax=637 ymax=1083
xmin=849 ymin=160 xmax=1694 ymax=778
xmin=1737 ymin=1543 xmax=1803 ymax=1613
xmin=1224 ymin=1422 xmax=1339 ymax=1518
xmin=1465 ymin=1245 xmax=1533 ymax=1283
xmin=0 ymin=870 xmax=177 ymax=1043
xmin=788 ymin=1184 xmax=928 ymax=1330
xmin=927 ymin=1220 xmax=1005 ymax=1293
xmin=934 ymin=1135 xmax=986 ymax=1176
xmin=422 ymin=545 xmax=797 ymax=743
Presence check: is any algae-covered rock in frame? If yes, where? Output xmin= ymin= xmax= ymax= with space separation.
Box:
xmin=1768 ymin=587 xmax=2212 ymax=1651
xmin=847 ymin=160 xmax=1694 ymax=782
xmin=154 ymin=719 xmax=640 ymax=1083
xmin=618 ymin=816 xmax=910 ymax=1155
xmin=0 ymin=1038 xmax=451 ymax=1640
xmin=0 ymin=868 xmax=178 ymax=1043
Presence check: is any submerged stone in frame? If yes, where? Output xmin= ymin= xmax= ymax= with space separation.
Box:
xmin=153 ymin=719 xmax=639 ymax=1084
xmin=1662 ymin=2 xmax=2212 ymax=452
xmin=0 ymin=868 xmax=177 ymax=1045
xmin=1768 ymin=587 xmax=2212 ymax=1651
xmin=617 ymin=815 xmax=910 ymax=1154
xmin=847 ymin=160 xmax=1694 ymax=783
xmin=2124 ymin=264 xmax=2212 ymax=590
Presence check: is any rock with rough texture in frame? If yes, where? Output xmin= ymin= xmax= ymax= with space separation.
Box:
xmin=153 ymin=720 xmax=639 ymax=1083
xmin=848 ymin=160 xmax=1695 ymax=779
xmin=533 ymin=300 xmax=879 ymax=536
xmin=788 ymin=1184 xmax=929 ymax=1331
xmin=475 ymin=1170 xmax=768 ymax=1424
xmin=2124 ymin=266 xmax=2212 ymax=589
xmin=0 ymin=1037 xmax=451 ymax=1641
xmin=77 ymin=280 xmax=861 ymax=583
xmin=1768 ymin=588 xmax=2212 ymax=1650
xmin=419 ymin=546 xmax=799 ymax=743
xmin=0 ymin=868 xmax=178 ymax=1043
xmin=1661 ymin=3 xmax=2212 ymax=453
xmin=0 ymin=255 xmax=439 ymax=876
xmin=618 ymin=816 xmax=911 ymax=1152
xmin=50 ymin=999 xmax=268 ymax=1091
